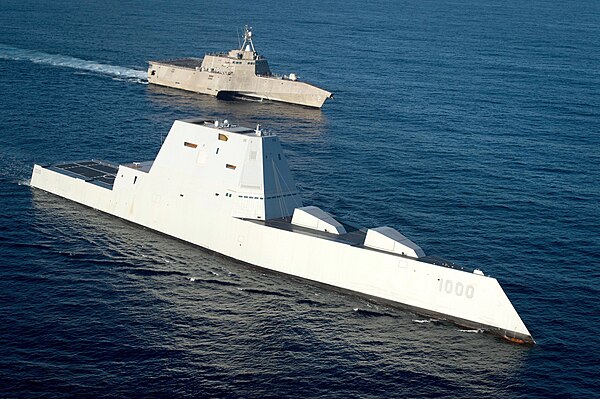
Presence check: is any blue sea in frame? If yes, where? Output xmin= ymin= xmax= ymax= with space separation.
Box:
xmin=1 ymin=0 xmax=599 ymax=397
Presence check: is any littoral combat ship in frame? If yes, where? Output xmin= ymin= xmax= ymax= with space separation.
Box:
xmin=148 ymin=26 xmax=332 ymax=108
xmin=30 ymin=118 xmax=534 ymax=345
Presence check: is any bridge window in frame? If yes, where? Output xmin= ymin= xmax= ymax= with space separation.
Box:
xmin=184 ymin=142 xmax=198 ymax=148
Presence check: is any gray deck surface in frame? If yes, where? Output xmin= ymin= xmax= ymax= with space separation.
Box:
xmin=48 ymin=160 xmax=118 ymax=189
xmin=260 ymin=217 xmax=367 ymax=246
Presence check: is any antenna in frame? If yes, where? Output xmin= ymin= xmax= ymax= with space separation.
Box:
xmin=241 ymin=25 xmax=256 ymax=52
xmin=236 ymin=26 xmax=241 ymax=49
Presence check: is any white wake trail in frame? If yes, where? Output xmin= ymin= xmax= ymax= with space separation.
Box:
xmin=0 ymin=44 xmax=147 ymax=81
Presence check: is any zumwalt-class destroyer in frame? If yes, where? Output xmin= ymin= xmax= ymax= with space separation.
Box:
xmin=30 ymin=118 xmax=534 ymax=345
xmin=147 ymin=26 xmax=333 ymax=108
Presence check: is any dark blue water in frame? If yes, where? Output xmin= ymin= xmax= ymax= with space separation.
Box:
xmin=1 ymin=0 xmax=599 ymax=397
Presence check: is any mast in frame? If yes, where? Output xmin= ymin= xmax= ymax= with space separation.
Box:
xmin=240 ymin=25 xmax=256 ymax=53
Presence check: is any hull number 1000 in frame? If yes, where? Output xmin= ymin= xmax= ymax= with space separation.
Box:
xmin=438 ymin=278 xmax=474 ymax=299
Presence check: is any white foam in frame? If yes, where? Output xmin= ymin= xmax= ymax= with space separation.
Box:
xmin=459 ymin=328 xmax=484 ymax=334
xmin=0 ymin=44 xmax=147 ymax=80
xmin=412 ymin=319 xmax=437 ymax=324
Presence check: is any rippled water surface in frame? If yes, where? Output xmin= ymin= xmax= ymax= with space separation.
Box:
xmin=1 ymin=0 xmax=599 ymax=397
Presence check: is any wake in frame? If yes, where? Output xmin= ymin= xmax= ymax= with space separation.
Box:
xmin=0 ymin=44 xmax=147 ymax=81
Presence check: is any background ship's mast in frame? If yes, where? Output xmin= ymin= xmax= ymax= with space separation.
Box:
xmin=240 ymin=25 xmax=256 ymax=52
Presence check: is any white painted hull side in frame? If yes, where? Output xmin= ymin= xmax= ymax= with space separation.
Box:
xmin=30 ymin=163 xmax=533 ymax=344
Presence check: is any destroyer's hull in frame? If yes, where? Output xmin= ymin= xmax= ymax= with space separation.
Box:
xmin=148 ymin=60 xmax=332 ymax=108
xmin=30 ymin=160 xmax=534 ymax=344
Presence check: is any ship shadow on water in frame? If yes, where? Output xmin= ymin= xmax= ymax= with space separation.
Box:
xmin=29 ymin=187 xmax=531 ymax=390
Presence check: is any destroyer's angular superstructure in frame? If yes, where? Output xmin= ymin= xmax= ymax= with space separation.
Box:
xmin=30 ymin=118 xmax=534 ymax=345
xmin=148 ymin=26 xmax=332 ymax=108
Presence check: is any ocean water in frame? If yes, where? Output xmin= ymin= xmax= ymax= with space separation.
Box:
xmin=1 ymin=0 xmax=599 ymax=397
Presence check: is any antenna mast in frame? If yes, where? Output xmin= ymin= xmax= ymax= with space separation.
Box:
xmin=240 ymin=25 xmax=256 ymax=52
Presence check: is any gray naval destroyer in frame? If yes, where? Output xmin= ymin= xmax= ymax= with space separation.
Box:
xmin=148 ymin=27 xmax=333 ymax=108
xmin=30 ymin=118 xmax=534 ymax=345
